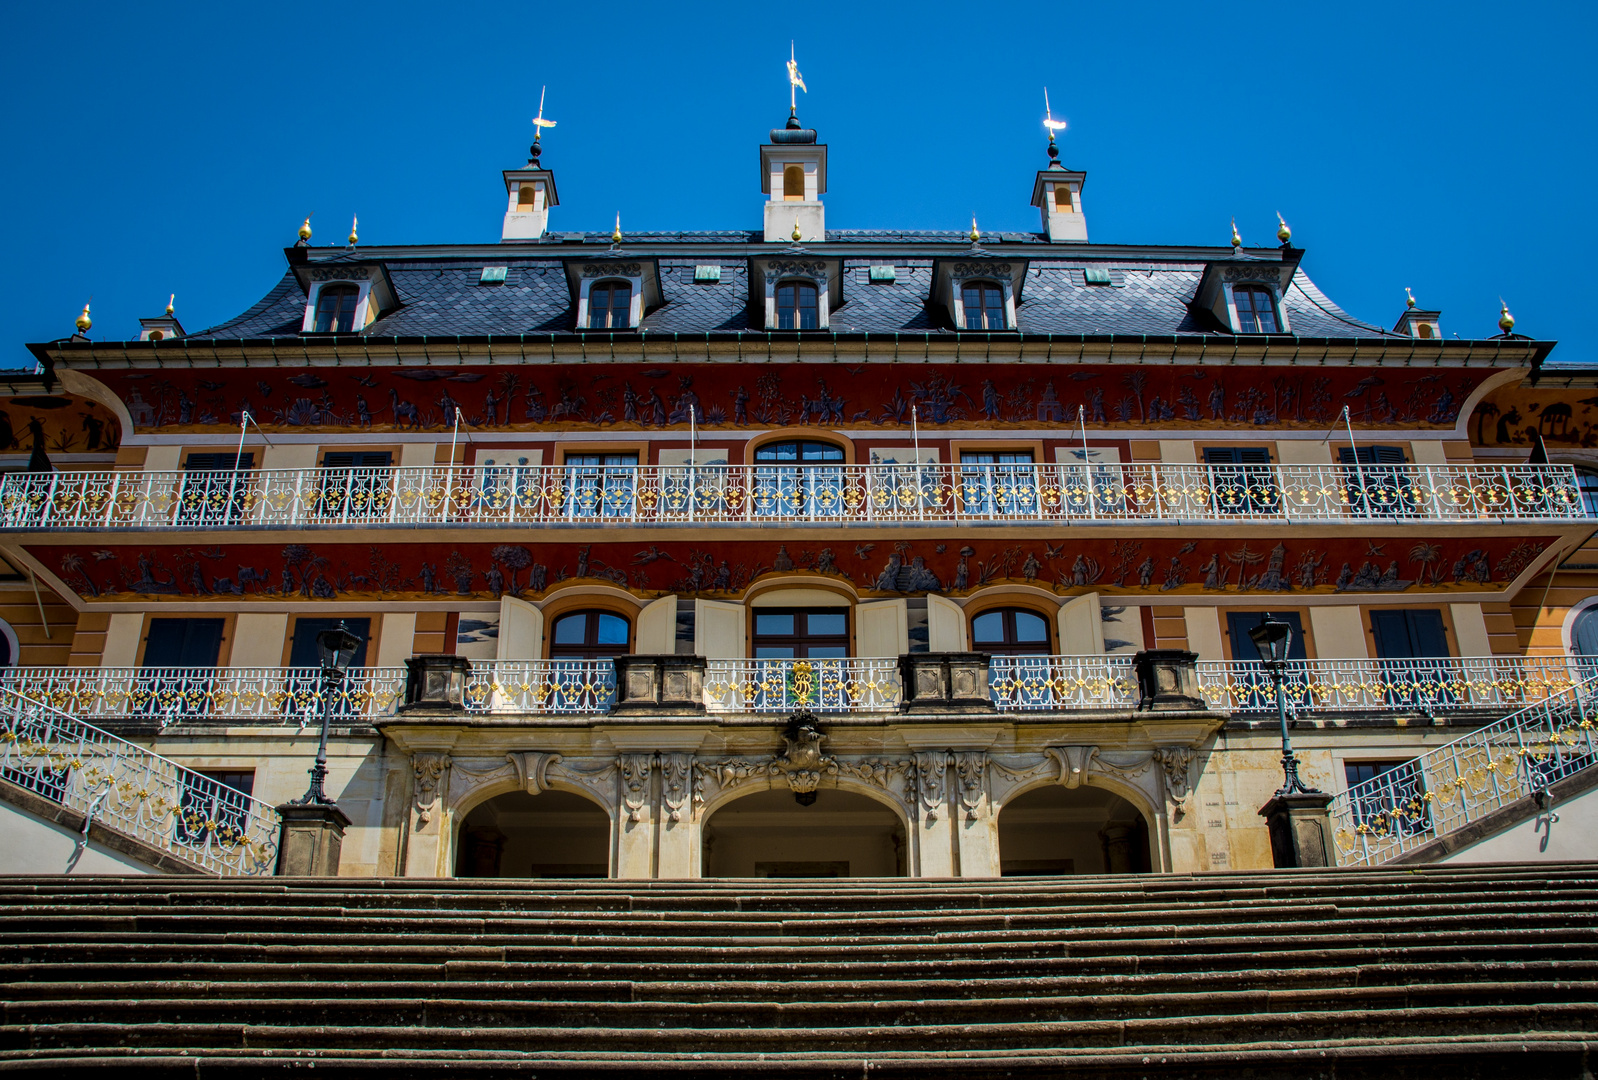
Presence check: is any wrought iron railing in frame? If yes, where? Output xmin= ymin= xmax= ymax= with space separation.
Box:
xmin=1329 ymin=676 xmax=1598 ymax=866
xmin=0 ymin=687 xmax=280 ymax=875
xmin=703 ymin=658 xmax=901 ymax=713
xmin=0 ymin=462 xmax=1582 ymax=530
xmin=463 ymin=660 xmax=617 ymax=714
xmin=988 ymin=654 xmax=1138 ymax=710
xmin=1196 ymin=655 xmax=1593 ymax=717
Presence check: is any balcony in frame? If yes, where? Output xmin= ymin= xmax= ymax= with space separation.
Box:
xmin=0 ymin=462 xmax=1582 ymax=532
xmin=2 ymin=654 xmax=1589 ymax=725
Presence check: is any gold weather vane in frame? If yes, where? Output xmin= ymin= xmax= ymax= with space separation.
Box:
xmin=1043 ymin=88 xmax=1068 ymax=141
xmin=786 ymin=42 xmax=807 ymax=113
xmin=532 ymin=86 xmax=557 ymax=144
xmin=298 ymin=214 xmax=313 ymax=242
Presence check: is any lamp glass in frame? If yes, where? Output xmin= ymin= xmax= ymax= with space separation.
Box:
xmin=1248 ymin=614 xmax=1292 ymax=665
xmin=316 ymin=623 xmax=364 ymax=674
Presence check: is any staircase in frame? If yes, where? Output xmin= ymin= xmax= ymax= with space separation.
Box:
xmin=3 ymin=866 xmax=1598 ymax=1077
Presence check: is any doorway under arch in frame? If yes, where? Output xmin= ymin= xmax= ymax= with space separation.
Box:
xmin=998 ymin=785 xmax=1151 ymax=876
xmin=702 ymin=788 xmax=906 ymax=877
xmin=454 ymin=790 xmax=611 ymax=878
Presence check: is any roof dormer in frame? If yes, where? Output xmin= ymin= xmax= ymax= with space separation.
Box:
xmin=562 ymin=257 xmax=664 ymax=331
xmin=1393 ymin=289 xmax=1442 ymax=340
xmin=932 ymin=255 xmax=1029 ymax=331
xmin=748 ymin=254 xmax=842 ymax=329
xmin=292 ymin=263 xmax=399 ymax=335
xmin=1191 ymin=252 xmax=1300 ymax=335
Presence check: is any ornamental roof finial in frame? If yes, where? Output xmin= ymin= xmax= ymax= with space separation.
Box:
xmin=165 ymin=294 xmax=175 ymax=317
xmin=348 ymin=215 xmax=358 ymax=247
xmin=298 ymin=214 xmax=313 ymax=243
xmin=613 ymin=213 xmax=623 ymax=246
xmin=530 ymin=85 xmax=556 ymax=164
xmin=970 ymin=215 xmax=981 ymax=244
xmin=1230 ymin=218 xmax=1242 ymax=249
xmin=786 ymin=41 xmax=807 ymax=124
xmin=1276 ymin=212 xmax=1291 ymax=244
xmin=74 ymin=301 xmax=91 ymax=335
xmin=1499 ymin=298 xmax=1515 ymax=334
xmin=1405 ymin=287 xmax=1417 ymax=310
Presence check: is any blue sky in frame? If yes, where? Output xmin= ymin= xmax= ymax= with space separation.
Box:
xmin=3 ymin=1 xmax=1592 ymax=365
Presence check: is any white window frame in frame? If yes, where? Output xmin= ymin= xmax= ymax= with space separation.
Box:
xmin=1222 ymin=281 xmax=1291 ymax=335
xmin=577 ymin=275 xmax=644 ymax=330
xmin=951 ymin=276 xmax=1015 ymax=331
xmin=764 ymin=275 xmax=830 ymax=330
xmin=301 ymin=279 xmax=374 ymax=334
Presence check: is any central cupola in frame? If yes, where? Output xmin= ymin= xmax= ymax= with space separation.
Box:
xmin=761 ymin=48 xmax=827 ymax=243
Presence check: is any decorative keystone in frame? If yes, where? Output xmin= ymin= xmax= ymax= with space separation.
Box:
xmin=1259 ymin=790 xmax=1336 ymax=868
xmin=898 ymin=652 xmax=996 ymax=714
xmin=400 ymin=654 xmax=470 ymax=715
xmin=610 ymin=655 xmax=707 ymax=716
xmin=1133 ymin=649 xmax=1204 ymax=711
xmin=275 ymin=801 xmax=350 ymax=876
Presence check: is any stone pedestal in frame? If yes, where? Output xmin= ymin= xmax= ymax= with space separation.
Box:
xmin=1259 ymin=790 xmax=1336 ymax=869
xmin=275 ymin=802 xmax=351 ymax=876
xmin=400 ymin=654 xmax=470 ymax=715
xmin=899 ymin=653 xmax=995 ymax=714
xmin=611 ymin=655 xmax=707 ymax=716
xmin=1133 ymin=649 xmax=1204 ymax=711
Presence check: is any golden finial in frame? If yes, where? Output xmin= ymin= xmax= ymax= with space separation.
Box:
xmin=1499 ymin=298 xmax=1515 ymax=333
xmin=1230 ymin=218 xmax=1242 ymax=249
xmin=75 ymin=302 xmax=92 ymax=334
xmin=298 ymin=214 xmax=313 ymax=242
xmin=1405 ymin=287 xmax=1417 ymax=310
xmin=165 ymin=293 xmax=175 ymax=316
xmin=970 ymin=215 xmax=981 ymax=244
xmin=612 ymin=213 xmax=623 ymax=245
xmin=347 ymin=215 xmax=358 ymax=247
xmin=791 ymin=221 xmax=802 ymax=242
xmin=1276 ymin=212 xmax=1291 ymax=244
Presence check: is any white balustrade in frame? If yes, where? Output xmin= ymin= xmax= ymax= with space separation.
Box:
xmin=988 ymin=654 xmax=1139 ymax=711
xmin=1329 ymin=675 xmax=1598 ymax=866
xmin=463 ymin=660 xmax=617 ymax=714
xmin=0 ymin=687 xmax=280 ymax=875
xmin=0 ymin=462 xmax=1582 ymax=531
xmin=704 ymin=658 xmax=901 ymax=712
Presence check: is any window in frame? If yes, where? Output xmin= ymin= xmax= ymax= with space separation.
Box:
xmin=775 ymin=281 xmax=819 ymax=330
xmin=588 ymin=281 xmax=632 ymax=329
xmin=549 ymin=610 xmax=631 ymax=660
xmin=1204 ymin=447 xmax=1280 ymax=515
xmin=144 ymin=618 xmax=225 ymax=667
xmin=288 ymin=617 xmax=372 ymax=670
xmin=1054 ymin=186 xmax=1073 ymax=211
xmin=1577 ymin=469 xmax=1598 ymax=517
xmin=1575 ymin=605 xmax=1598 ymax=659
xmin=1226 ymin=611 xmax=1309 ymax=713
xmin=960 ymin=451 xmax=1039 ymax=517
xmin=1232 ymin=285 xmax=1279 ymax=334
xmin=177 ymin=769 xmax=256 ymax=848
xmin=177 ymin=452 xmax=255 ymax=525
xmin=971 ymin=608 xmax=1052 ymax=655
xmin=783 ymin=164 xmax=805 ymax=200
xmin=1338 ymin=445 xmax=1413 ymax=517
xmin=753 ymin=440 xmax=844 ymax=519
xmin=316 ymin=451 xmax=394 ymax=521
xmin=753 ymin=609 xmax=849 ymax=659
xmin=564 ymin=453 xmax=638 ymax=519
xmin=312 ymin=284 xmax=361 ymax=334
xmin=1371 ymin=608 xmax=1453 ymax=709
xmin=961 ymin=282 xmax=1007 ymax=330
xmin=1344 ymin=759 xmax=1430 ymax=838
xmin=138 ymin=617 xmax=226 ymax=723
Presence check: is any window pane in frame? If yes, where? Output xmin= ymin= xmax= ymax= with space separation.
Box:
xmin=806 ymin=646 xmax=847 ymax=658
xmin=807 ymin=612 xmax=847 ymax=636
xmin=801 ymin=442 xmax=844 ymax=462
xmin=756 ymin=441 xmax=797 ymax=462
xmin=756 ymin=646 xmax=796 ymax=658
xmin=595 ymin=614 xmax=629 ymax=645
xmin=1013 ymin=611 xmax=1049 ymax=642
xmin=553 ymin=614 xmax=588 ymax=644
xmin=756 ymin=613 xmax=795 ymax=636
xmin=972 ymin=611 xmax=1004 ymax=643
xmin=1256 ymin=304 xmax=1278 ymax=333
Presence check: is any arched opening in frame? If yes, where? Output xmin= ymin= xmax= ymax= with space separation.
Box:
xmin=1054 ymin=185 xmax=1074 ymax=212
xmin=702 ymin=787 xmax=906 ymax=877
xmin=517 ymin=184 xmax=537 ymax=210
xmin=998 ymin=784 xmax=1151 ymax=876
xmin=548 ymin=608 xmax=631 ymax=659
xmin=455 ymin=789 xmax=611 ymax=878
xmin=783 ymin=164 xmax=806 ymax=200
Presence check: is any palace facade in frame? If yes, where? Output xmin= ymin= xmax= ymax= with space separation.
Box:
xmin=3 ymin=107 xmax=1596 ymax=880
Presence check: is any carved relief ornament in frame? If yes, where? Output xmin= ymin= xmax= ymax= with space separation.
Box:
xmin=411 ymin=753 xmax=453 ymax=827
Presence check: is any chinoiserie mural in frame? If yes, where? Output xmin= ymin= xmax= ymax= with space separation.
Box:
xmin=89 ymin=363 xmax=1482 ymax=437
xmin=0 ymin=394 xmax=121 ymax=455
xmin=1471 ymin=382 xmax=1598 ymax=449
xmin=38 ymin=535 xmax=1554 ymax=604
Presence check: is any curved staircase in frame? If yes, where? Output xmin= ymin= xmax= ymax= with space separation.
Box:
xmin=2 ymin=865 xmax=1597 ymax=1077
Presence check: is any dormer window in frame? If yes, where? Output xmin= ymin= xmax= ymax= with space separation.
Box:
xmin=313 ymin=284 xmax=360 ymax=333
xmin=588 ymin=280 xmax=633 ymax=329
xmin=776 ymin=281 xmax=819 ymax=330
xmin=962 ymin=282 xmax=1007 ymax=330
xmin=1232 ymin=285 xmax=1279 ymax=334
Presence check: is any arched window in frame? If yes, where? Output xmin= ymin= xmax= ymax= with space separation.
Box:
xmin=971 ymin=607 xmax=1052 ymax=655
xmin=1574 ymin=606 xmax=1598 ymax=659
xmin=961 ymin=282 xmax=1006 ymax=330
xmin=549 ymin=609 xmax=631 ymax=660
xmin=783 ymin=164 xmax=806 ymax=200
xmin=1417 ymin=322 xmax=1434 ymax=339
xmin=588 ymin=281 xmax=632 ymax=329
xmin=1577 ymin=469 xmax=1598 ymax=517
xmin=313 ymin=284 xmax=360 ymax=333
xmin=755 ymin=440 xmax=844 ymax=465
xmin=1233 ymin=285 xmax=1279 ymax=334
xmin=754 ymin=440 xmax=844 ymax=519
xmin=775 ymin=281 xmax=819 ymax=330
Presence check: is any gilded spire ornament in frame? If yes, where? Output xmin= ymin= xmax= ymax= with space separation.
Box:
xmin=348 ymin=215 xmax=358 ymax=247
xmin=75 ymin=302 xmax=92 ymax=334
xmin=529 ymin=85 xmax=556 ymax=163
xmin=791 ymin=221 xmax=802 ymax=242
xmin=970 ymin=215 xmax=981 ymax=244
xmin=612 ymin=213 xmax=623 ymax=246
xmin=1230 ymin=218 xmax=1242 ymax=249
xmin=1276 ymin=213 xmax=1291 ymax=244
xmin=165 ymin=294 xmax=175 ymax=316
xmin=786 ymin=42 xmax=807 ymax=115
xmin=1499 ymin=299 xmax=1515 ymax=333
xmin=298 ymin=215 xmax=313 ymax=242
xmin=1043 ymin=87 xmax=1067 ymax=163
xmin=1405 ymin=287 xmax=1417 ymax=310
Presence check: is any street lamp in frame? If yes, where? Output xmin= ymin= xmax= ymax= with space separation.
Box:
xmin=295 ymin=621 xmax=365 ymax=806
xmin=1248 ymin=613 xmax=1315 ymax=796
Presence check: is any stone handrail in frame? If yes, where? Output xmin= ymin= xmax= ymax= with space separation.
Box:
xmin=0 ymin=461 xmax=1582 ymax=530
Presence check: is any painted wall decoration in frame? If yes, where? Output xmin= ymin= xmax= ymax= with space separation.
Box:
xmin=1472 ymin=383 xmax=1598 ymax=449
xmin=88 ymin=363 xmax=1485 ymax=437
xmin=37 ymin=535 xmax=1554 ymax=604
xmin=0 ymin=394 xmax=121 ymax=455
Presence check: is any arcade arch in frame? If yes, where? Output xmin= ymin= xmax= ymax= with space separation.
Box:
xmin=701 ymin=787 xmax=907 ymax=877
xmin=454 ymin=789 xmax=611 ymax=878
xmin=997 ymin=784 xmax=1151 ymax=876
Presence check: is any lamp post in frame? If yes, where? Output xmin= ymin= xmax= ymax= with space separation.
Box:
xmin=295 ymin=621 xmax=365 ymax=806
xmin=1248 ymin=613 xmax=1316 ymax=796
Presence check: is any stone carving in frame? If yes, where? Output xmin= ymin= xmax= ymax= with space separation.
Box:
xmin=954 ymin=752 xmax=986 ymax=822
xmin=619 ymin=753 xmax=653 ymax=823
xmin=1154 ymin=747 xmax=1196 ymax=820
xmin=308 ymin=266 xmax=371 ymax=281
xmin=764 ymin=260 xmax=827 ymax=282
xmin=1223 ymin=266 xmax=1281 ymax=284
xmin=661 ymin=753 xmax=694 ymax=823
xmin=772 ymin=712 xmax=834 ymax=803
xmin=952 ymin=262 xmax=1011 ymax=278
xmin=546 ymin=758 xmax=618 ymax=805
xmin=836 ymin=757 xmax=914 ymax=797
xmin=1045 ymin=745 xmax=1099 ymax=789
xmin=507 ymin=751 xmax=562 ymax=796
xmin=691 ymin=757 xmax=771 ymax=816
xmin=912 ymin=751 xmax=949 ymax=822
xmin=412 ymin=753 xmax=452 ymax=828
xmin=582 ymin=262 xmax=641 ymax=278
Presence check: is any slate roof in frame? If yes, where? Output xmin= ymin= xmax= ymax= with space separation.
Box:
xmin=191 ymin=235 xmax=1397 ymax=341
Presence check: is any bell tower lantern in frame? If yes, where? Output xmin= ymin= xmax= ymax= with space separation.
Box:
xmin=762 ymin=117 xmax=827 ymax=243
xmin=1029 ymin=94 xmax=1088 ymax=243
xmin=502 ymin=95 xmax=561 ymax=241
